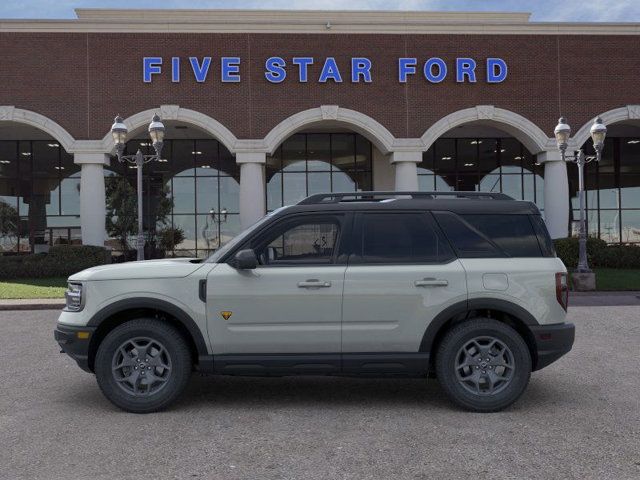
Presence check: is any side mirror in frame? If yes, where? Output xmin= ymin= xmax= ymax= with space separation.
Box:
xmin=230 ymin=249 xmax=258 ymax=270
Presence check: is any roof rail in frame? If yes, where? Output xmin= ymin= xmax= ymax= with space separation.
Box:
xmin=297 ymin=191 xmax=513 ymax=205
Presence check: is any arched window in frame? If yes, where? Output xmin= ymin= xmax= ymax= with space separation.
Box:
xmin=108 ymin=138 xmax=239 ymax=257
xmin=570 ymin=134 xmax=640 ymax=244
xmin=0 ymin=140 xmax=80 ymax=253
xmin=418 ymin=137 xmax=544 ymax=209
xmin=266 ymin=133 xmax=373 ymax=210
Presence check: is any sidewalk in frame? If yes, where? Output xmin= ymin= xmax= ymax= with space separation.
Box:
xmin=569 ymin=291 xmax=640 ymax=307
xmin=1 ymin=292 xmax=639 ymax=311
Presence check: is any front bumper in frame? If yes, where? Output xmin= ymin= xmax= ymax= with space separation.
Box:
xmin=530 ymin=322 xmax=575 ymax=371
xmin=54 ymin=324 xmax=96 ymax=373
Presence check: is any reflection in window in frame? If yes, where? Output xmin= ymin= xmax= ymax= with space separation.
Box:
xmin=0 ymin=140 xmax=80 ymax=253
xmin=109 ymin=139 xmax=240 ymax=257
xmin=266 ymin=133 xmax=373 ymax=210
xmin=419 ymin=138 xmax=544 ymax=211
xmin=570 ymin=136 xmax=640 ymax=244
xmin=261 ymin=221 xmax=338 ymax=265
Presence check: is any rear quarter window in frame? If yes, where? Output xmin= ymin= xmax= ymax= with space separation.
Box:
xmin=461 ymin=214 xmax=543 ymax=257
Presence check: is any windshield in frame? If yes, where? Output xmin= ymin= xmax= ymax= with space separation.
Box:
xmin=205 ymin=206 xmax=290 ymax=263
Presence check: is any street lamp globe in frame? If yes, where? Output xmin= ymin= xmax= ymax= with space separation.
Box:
xmin=110 ymin=115 xmax=128 ymax=148
xmin=148 ymin=114 xmax=165 ymax=155
xmin=148 ymin=114 xmax=165 ymax=142
xmin=554 ymin=117 xmax=571 ymax=153
xmin=590 ymin=116 xmax=607 ymax=154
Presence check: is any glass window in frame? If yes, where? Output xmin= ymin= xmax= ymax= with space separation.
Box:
xmin=307 ymin=134 xmax=331 ymax=171
xmin=462 ymin=214 xmax=542 ymax=257
xmin=621 ymin=138 xmax=640 ymax=173
xmin=478 ymin=139 xmax=499 ymax=174
xmin=621 ymin=210 xmax=640 ymax=244
xmin=433 ymin=211 xmax=501 ymax=258
xmin=530 ymin=215 xmax=556 ymax=257
xmin=266 ymin=133 xmax=373 ymax=211
xmin=259 ymin=219 xmax=340 ymax=265
xmin=358 ymin=213 xmax=454 ymax=264
xmin=0 ymin=141 xmax=18 ymax=178
xmin=331 ymin=134 xmax=355 ymax=172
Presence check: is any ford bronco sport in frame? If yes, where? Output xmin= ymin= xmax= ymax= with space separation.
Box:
xmin=55 ymin=191 xmax=574 ymax=413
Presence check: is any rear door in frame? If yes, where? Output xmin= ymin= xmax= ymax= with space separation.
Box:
xmin=341 ymin=211 xmax=467 ymax=356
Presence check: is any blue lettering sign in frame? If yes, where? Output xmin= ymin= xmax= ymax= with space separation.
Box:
xmin=189 ymin=57 xmax=212 ymax=83
xmin=319 ymin=57 xmax=342 ymax=83
xmin=221 ymin=57 xmax=241 ymax=82
xmin=456 ymin=58 xmax=477 ymax=83
xmin=143 ymin=57 xmax=162 ymax=83
xmin=351 ymin=58 xmax=372 ymax=83
xmin=265 ymin=56 xmax=287 ymax=83
xmin=487 ymin=58 xmax=508 ymax=83
xmin=171 ymin=57 xmax=180 ymax=83
xmin=398 ymin=58 xmax=417 ymax=83
xmin=424 ymin=57 xmax=447 ymax=83
xmin=292 ymin=57 xmax=314 ymax=82
xmin=143 ymin=55 xmax=507 ymax=85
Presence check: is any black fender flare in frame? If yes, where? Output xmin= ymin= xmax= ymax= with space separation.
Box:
xmin=419 ymin=298 xmax=538 ymax=353
xmin=87 ymin=297 xmax=209 ymax=357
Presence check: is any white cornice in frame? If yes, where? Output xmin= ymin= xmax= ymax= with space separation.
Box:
xmin=0 ymin=9 xmax=638 ymax=35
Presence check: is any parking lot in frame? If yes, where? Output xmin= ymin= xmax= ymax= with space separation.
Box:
xmin=1 ymin=306 xmax=639 ymax=480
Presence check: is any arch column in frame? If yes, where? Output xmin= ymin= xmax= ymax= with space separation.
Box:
xmin=237 ymin=152 xmax=266 ymax=229
xmin=391 ymin=151 xmax=422 ymax=191
xmin=537 ymin=151 xmax=569 ymax=239
xmin=74 ymin=153 xmax=109 ymax=246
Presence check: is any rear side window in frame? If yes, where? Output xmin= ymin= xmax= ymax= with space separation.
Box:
xmin=530 ymin=215 xmax=556 ymax=257
xmin=433 ymin=212 xmax=501 ymax=258
xmin=356 ymin=212 xmax=454 ymax=264
xmin=461 ymin=214 xmax=543 ymax=257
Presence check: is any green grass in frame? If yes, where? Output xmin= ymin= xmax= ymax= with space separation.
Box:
xmin=0 ymin=277 xmax=67 ymax=299
xmin=594 ymin=269 xmax=640 ymax=291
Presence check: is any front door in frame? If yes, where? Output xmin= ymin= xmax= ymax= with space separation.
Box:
xmin=206 ymin=213 xmax=348 ymax=357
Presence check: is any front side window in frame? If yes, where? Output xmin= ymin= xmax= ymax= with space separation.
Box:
xmin=356 ymin=212 xmax=454 ymax=264
xmin=256 ymin=217 xmax=340 ymax=266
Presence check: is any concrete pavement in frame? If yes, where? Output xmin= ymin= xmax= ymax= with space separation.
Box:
xmin=0 ymin=307 xmax=639 ymax=479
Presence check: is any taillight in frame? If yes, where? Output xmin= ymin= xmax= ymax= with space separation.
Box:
xmin=555 ymin=272 xmax=569 ymax=311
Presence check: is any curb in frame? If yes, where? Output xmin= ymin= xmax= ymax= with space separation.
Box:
xmin=0 ymin=301 xmax=65 ymax=311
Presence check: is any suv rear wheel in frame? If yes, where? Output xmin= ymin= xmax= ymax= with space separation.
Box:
xmin=435 ymin=318 xmax=531 ymax=412
xmin=95 ymin=319 xmax=192 ymax=413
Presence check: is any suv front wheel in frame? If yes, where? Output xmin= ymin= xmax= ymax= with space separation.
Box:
xmin=435 ymin=318 xmax=532 ymax=412
xmin=95 ymin=319 xmax=192 ymax=413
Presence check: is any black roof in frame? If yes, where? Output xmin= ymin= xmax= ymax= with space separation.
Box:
xmin=278 ymin=191 xmax=540 ymax=216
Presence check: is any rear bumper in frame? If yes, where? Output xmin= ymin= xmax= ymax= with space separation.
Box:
xmin=54 ymin=324 xmax=96 ymax=373
xmin=530 ymin=322 xmax=575 ymax=371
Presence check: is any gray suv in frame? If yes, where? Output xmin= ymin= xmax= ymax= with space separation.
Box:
xmin=55 ymin=191 xmax=574 ymax=413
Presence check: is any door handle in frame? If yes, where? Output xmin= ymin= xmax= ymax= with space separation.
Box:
xmin=415 ymin=278 xmax=448 ymax=287
xmin=297 ymin=279 xmax=332 ymax=288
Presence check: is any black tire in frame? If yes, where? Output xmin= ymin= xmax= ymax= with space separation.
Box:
xmin=95 ymin=318 xmax=192 ymax=413
xmin=435 ymin=318 xmax=531 ymax=412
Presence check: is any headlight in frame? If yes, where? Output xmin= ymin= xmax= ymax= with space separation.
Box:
xmin=64 ymin=282 xmax=84 ymax=312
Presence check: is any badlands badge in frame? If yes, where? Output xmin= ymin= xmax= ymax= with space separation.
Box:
xmin=220 ymin=311 xmax=233 ymax=321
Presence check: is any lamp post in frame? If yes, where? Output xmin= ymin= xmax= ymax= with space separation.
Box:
xmin=111 ymin=114 xmax=165 ymax=261
xmin=202 ymin=207 xmax=228 ymax=251
xmin=553 ymin=116 xmax=607 ymax=273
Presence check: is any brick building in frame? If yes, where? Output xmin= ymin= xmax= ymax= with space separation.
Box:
xmin=0 ymin=9 xmax=639 ymax=255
